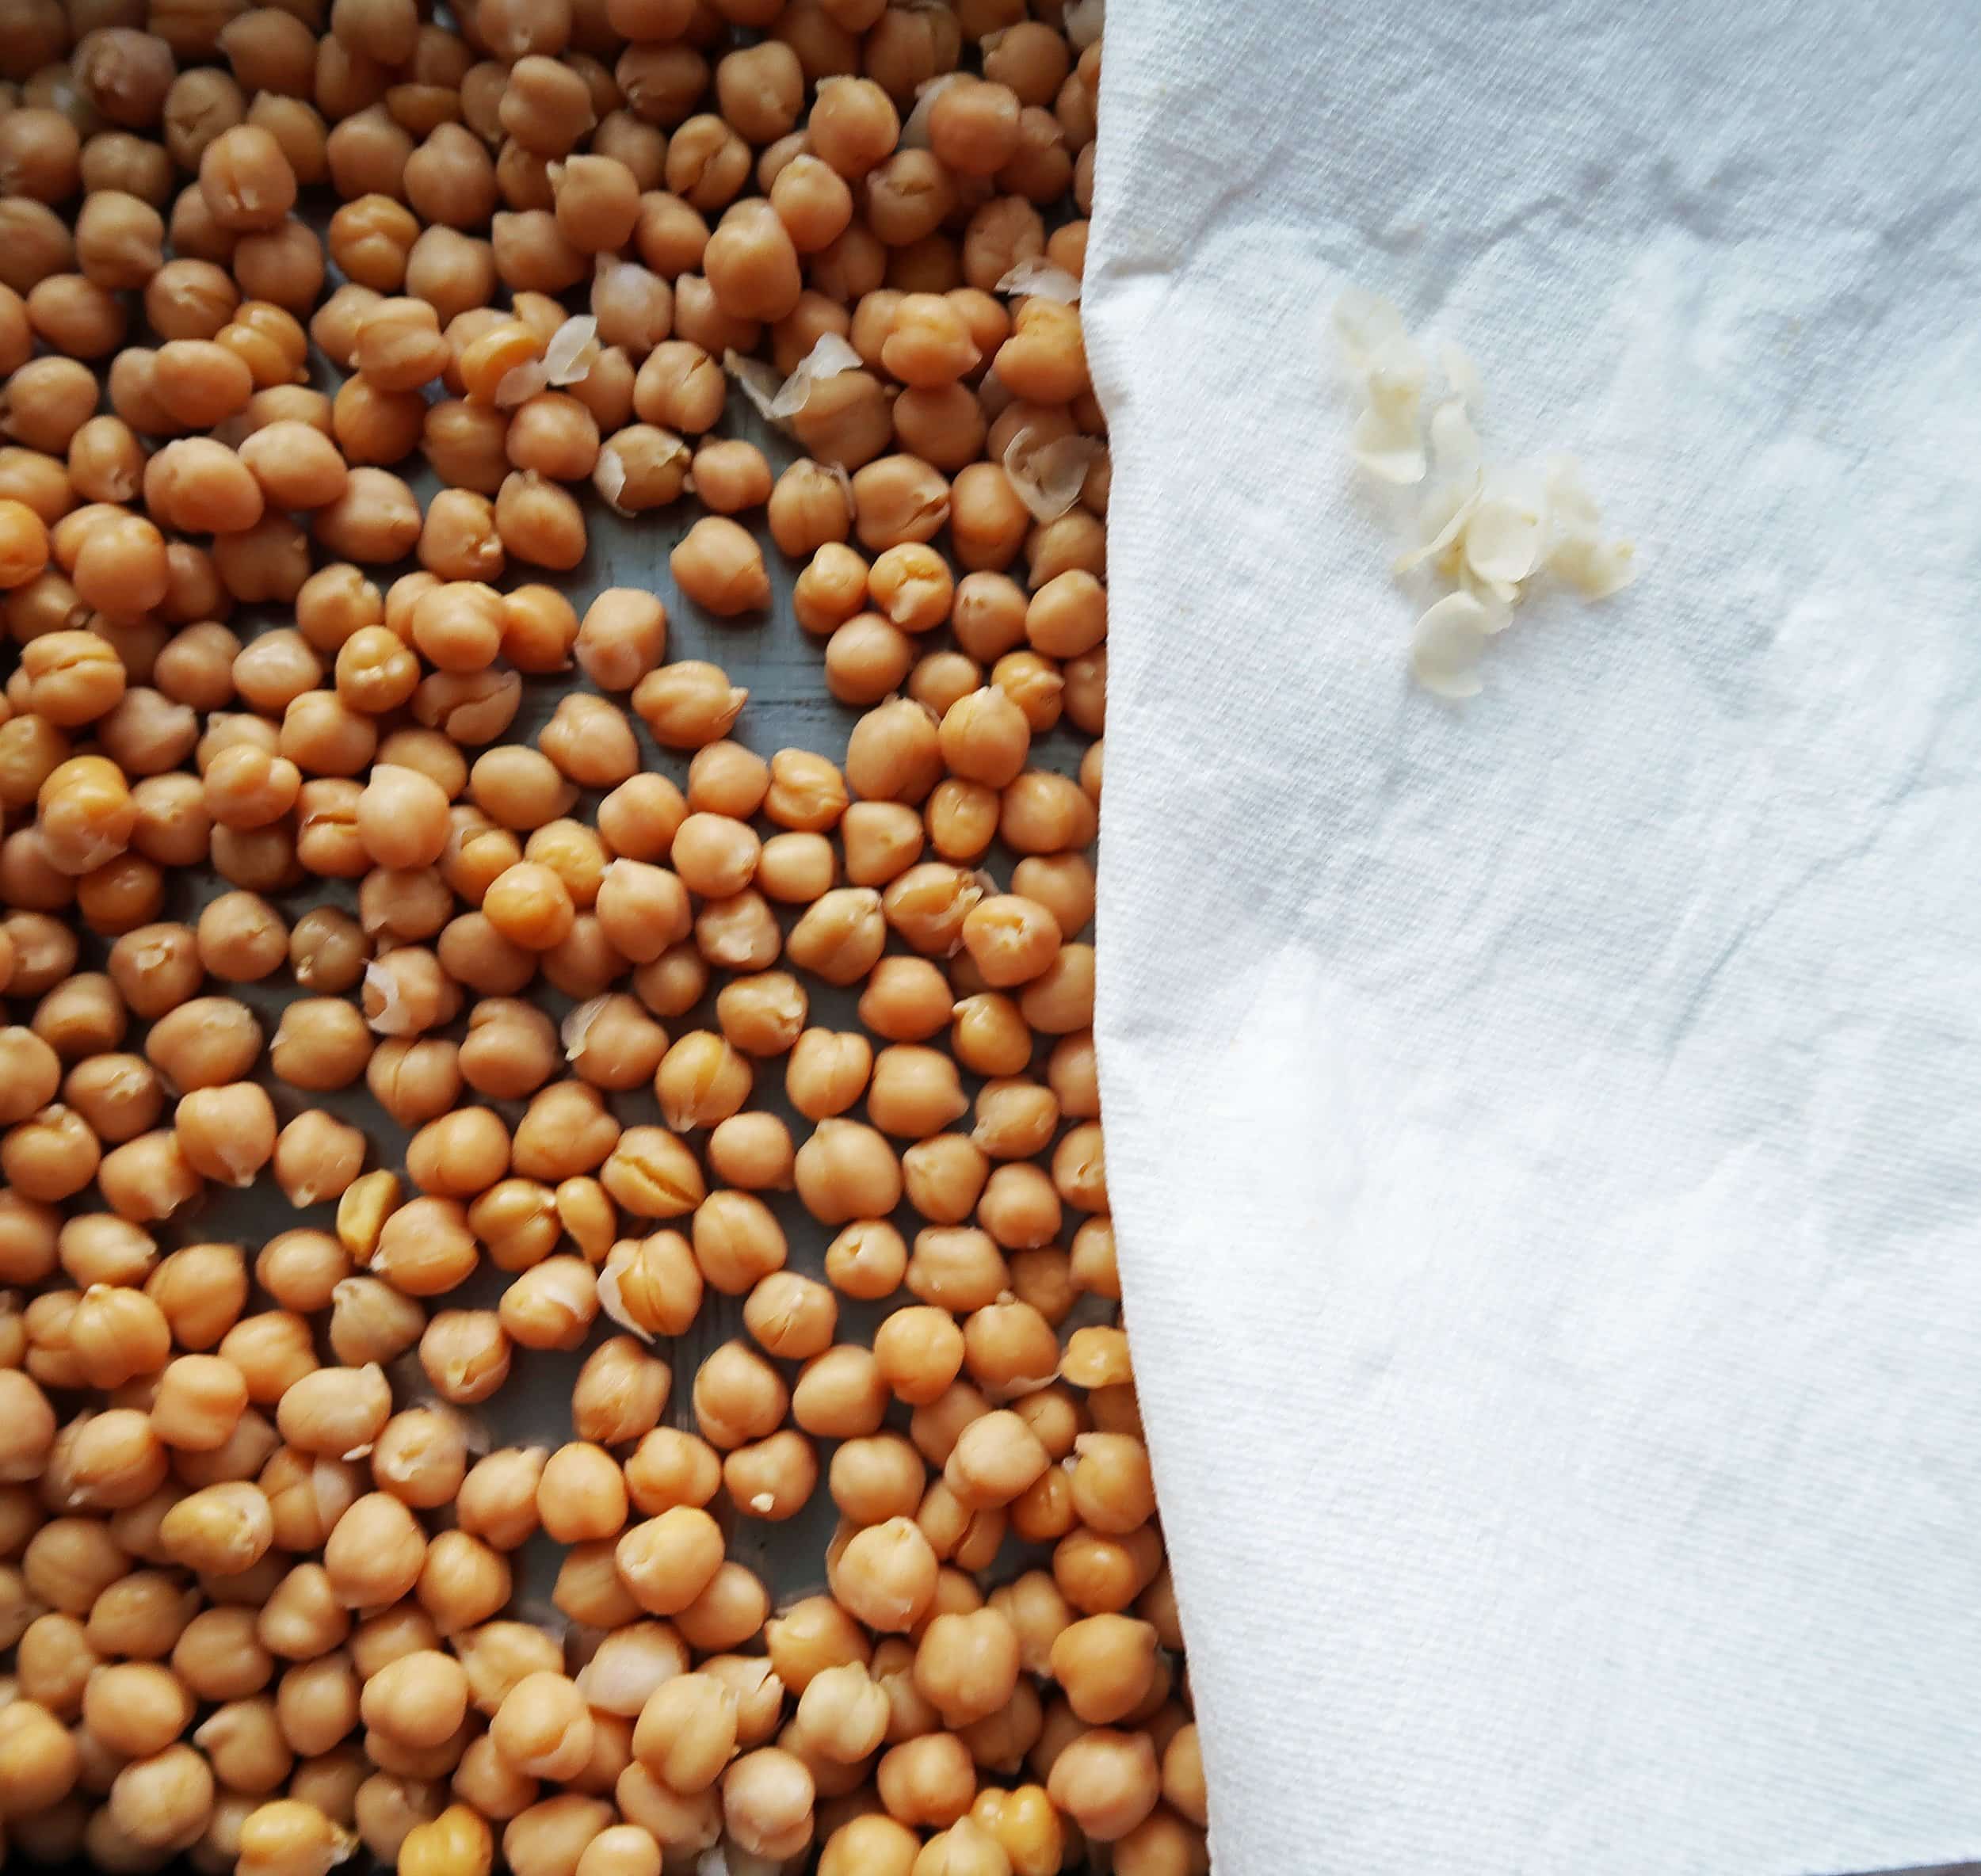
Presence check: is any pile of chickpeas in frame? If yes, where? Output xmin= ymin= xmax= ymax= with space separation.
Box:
xmin=0 ymin=0 xmax=1207 ymax=1871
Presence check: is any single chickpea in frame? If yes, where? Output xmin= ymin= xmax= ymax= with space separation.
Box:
xmin=151 ymin=1354 xmax=249 ymax=1453
xmin=682 ymin=1329 xmax=790 ymax=1449
xmin=671 ymin=515 xmax=770 ymax=616
xmin=397 ymin=1803 xmax=494 ymax=1876
xmin=630 ymin=658 xmax=749 ymax=749
xmin=568 ymin=589 xmax=665 ymax=696
xmin=565 ymin=1337 xmax=670 ymax=1451
xmin=723 ymin=1426 xmax=819 ymax=1523
xmin=875 ymin=1306 xmax=968 ymax=1407
xmin=834 ymin=1517 xmax=939 ymax=1634
xmin=823 ymin=612 xmax=915 ymax=706
xmin=490 ymin=1671 xmax=593 ymax=1782
xmin=876 ymin=1730 xmax=976 ymax=1830
xmin=820 ymin=1813 xmax=922 ymax=1876
xmin=322 ymin=1491 xmax=426 ymax=1610
xmin=361 ymin=1649 xmax=469 ymax=1754
xmin=829 ymin=1431 xmax=928 ymax=1527
xmin=616 ymin=1426 xmax=718 ymax=1526
xmin=1045 ymin=1729 xmax=1160 ymax=1845
xmin=793 ymin=1116 xmax=903 ymax=1226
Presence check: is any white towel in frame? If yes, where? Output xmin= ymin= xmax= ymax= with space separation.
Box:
xmin=1083 ymin=3 xmax=1981 ymax=1872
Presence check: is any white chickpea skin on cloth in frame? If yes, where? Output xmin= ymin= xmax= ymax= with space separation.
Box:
xmin=0 ymin=0 xmax=1183 ymax=1867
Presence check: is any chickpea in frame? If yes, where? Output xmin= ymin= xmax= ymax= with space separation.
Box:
xmin=155 ymin=1478 xmax=272 ymax=1577
xmin=875 ymin=1306 xmax=968 ymax=1408
xmin=0 ymin=1703 xmax=80 ymax=1822
xmin=719 ymin=1745 xmax=814 ymax=1860
xmin=876 ymin=1730 xmax=975 ymax=1829
xmin=151 ymin=1355 xmax=248 ymax=1452
xmin=834 ymin=1516 xmax=938 ymax=1634
xmin=361 ymin=1650 xmax=468 ymax=1754
xmin=821 ymin=1813 xmax=922 ymax=1876
xmin=257 ymin=1447 xmax=362 ymax=1557
xmin=829 ymin=1430 xmax=927 ymax=1527
xmin=794 ymin=1116 xmax=903 ymax=1226
xmin=490 ymin=1671 xmax=592 ymax=1782
xmin=723 ymin=1426 xmax=817 ymax=1523
xmin=82 ymin=1659 xmax=195 ymax=1760
xmin=321 ymin=1492 xmax=425 ymax=1611
xmin=670 ymin=514 xmax=770 ymax=615
xmin=1045 ymin=1729 xmax=1160 ymax=1845
xmin=564 ymin=1338 xmax=668 ymax=1451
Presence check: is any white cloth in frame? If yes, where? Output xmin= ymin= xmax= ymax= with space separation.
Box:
xmin=1083 ymin=5 xmax=1981 ymax=1874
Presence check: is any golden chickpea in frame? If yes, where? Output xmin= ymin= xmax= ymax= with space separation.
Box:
xmin=151 ymin=1354 xmax=249 ymax=1453
xmin=256 ymin=1448 xmax=362 ymax=1558
xmin=322 ymin=1491 xmax=425 ymax=1610
xmin=497 ymin=1254 xmax=597 ymax=1352
xmin=86 ymin=1569 xmax=198 ymax=1662
xmin=361 ymin=1649 xmax=468 ymax=1753
xmin=1044 ymin=1728 xmax=1159 ymax=1845
xmin=391 ymin=1801 xmax=494 ymax=1876
xmin=670 ymin=514 xmax=770 ymax=616
xmin=876 ymin=1730 xmax=976 ymax=1829
xmin=834 ymin=1516 xmax=939 ymax=1634
xmin=529 ymin=1439 xmax=624 ymax=1546
xmin=155 ymin=1478 xmax=272 ymax=1578
xmin=873 ymin=1305 xmax=968 ymax=1407
xmin=631 ymin=658 xmax=748 ymax=749
xmin=491 ymin=1671 xmax=593 ymax=1782
xmin=821 ymin=1813 xmax=922 ymax=1876
xmin=794 ymin=1116 xmax=903 ymax=1226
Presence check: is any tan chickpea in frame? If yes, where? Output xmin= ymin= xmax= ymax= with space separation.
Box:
xmin=630 ymin=660 xmax=749 ymax=752
xmin=517 ymin=1439 xmax=623 ymax=1549
xmin=359 ymin=1649 xmax=468 ymax=1756
xmin=820 ymin=1813 xmax=922 ymax=1876
xmin=875 ymin=1306 xmax=968 ymax=1408
xmin=736 ymin=1272 xmax=834 ymax=1367
xmin=366 ymin=1406 xmax=471 ymax=1516
xmin=2 ymin=1101 xmax=94 ymax=1204
xmin=150 ymin=1354 xmax=249 ymax=1453
xmin=820 ymin=612 xmax=912 ymax=707
xmin=833 ymin=1516 xmax=938 ymax=1634
xmin=722 ymin=1427 xmax=816 ymax=1523
xmin=830 ymin=1432 xmax=927 ymax=1527
xmin=155 ymin=1478 xmax=273 ymax=1578
xmin=265 ymin=1110 xmax=363 ymax=1211
xmin=321 ymin=1491 xmax=425 ymax=1610
xmin=267 ymin=1364 xmax=385 ymax=1466
xmin=617 ymin=1425 xmax=716 ymax=1523
xmin=796 ymin=1116 xmax=906 ymax=1226
xmin=563 ymin=1338 xmax=667 ymax=1452
xmin=788 ymin=1346 xmax=888 ymax=1448
xmin=488 ymin=1670 xmax=593 ymax=1783
xmin=166 ymin=1080 xmax=274 ymax=1189
xmin=1044 ymin=1614 xmax=1159 ymax=1729
xmin=86 ymin=1569 xmax=198 ymax=1662
xmin=448 ymin=1729 xmax=536 ymax=1824
xmin=689 ymin=1336 xmax=788 ymax=1451
xmin=18 ymin=1516 xmax=125 ymax=1622
xmin=670 ymin=514 xmax=770 ymax=616
xmin=490 ymin=1252 xmax=594 ymax=1352
xmin=714 ymin=1744 xmax=811 ymax=1861
xmin=0 ymin=1026 xmax=63 ymax=1129
xmin=876 ymin=1730 xmax=976 ymax=1829
xmin=1044 ymin=1728 xmax=1160 ymax=1846
xmin=364 ymin=1038 xmax=462 ymax=1137
xmin=259 ymin=1450 xmax=362 ymax=1557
